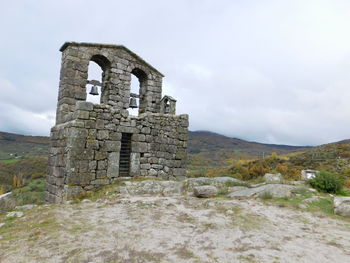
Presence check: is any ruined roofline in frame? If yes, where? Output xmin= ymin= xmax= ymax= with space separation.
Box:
xmin=59 ymin=42 xmax=164 ymax=77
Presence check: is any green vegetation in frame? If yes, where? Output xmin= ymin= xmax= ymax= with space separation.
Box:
xmin=12 ymin=178 xmax=46 ymax=205
xmin=0 ymin=157 xmax=47 ymax=193
xmin=0 ymin=131 xmax=49 ymax=160
xmin=309 ymin=171 xmax=343 ymax=194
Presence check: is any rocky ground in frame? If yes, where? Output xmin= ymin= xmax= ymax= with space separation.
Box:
xmin=1 ymin=178 xmax=350 ymax=263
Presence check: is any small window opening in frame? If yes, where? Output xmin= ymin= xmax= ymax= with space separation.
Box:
xmin=164 ymin=99 xmax=170 ymax=114
xmin=86 ymin=61 xmax=103 ymax=104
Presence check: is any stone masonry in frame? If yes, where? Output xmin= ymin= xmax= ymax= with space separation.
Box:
xmin=46 ymin=42 xmax=189 ymax=203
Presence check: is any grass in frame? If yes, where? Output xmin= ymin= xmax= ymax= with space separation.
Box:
xmin=0 ymin=205 xmax=61 ymax=243
xmin=0 ymin=159 xmax=20 ymax=164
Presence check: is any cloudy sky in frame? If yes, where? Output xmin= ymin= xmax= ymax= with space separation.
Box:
xmin=1 ymin=0 xmax=350 ymax=146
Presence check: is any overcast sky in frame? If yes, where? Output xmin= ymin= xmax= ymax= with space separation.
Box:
xmin=1 ymin=0 xmax=350 ymax=146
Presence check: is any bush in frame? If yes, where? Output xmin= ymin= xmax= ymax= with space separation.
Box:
xmin=12 ymin=178 xmax=46 ymax=205
xmin=309 ymin=171 xmax=343 ymax=194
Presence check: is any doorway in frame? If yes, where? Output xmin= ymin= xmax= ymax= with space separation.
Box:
xmin=119 ymin=133 xmax=132 ymax=176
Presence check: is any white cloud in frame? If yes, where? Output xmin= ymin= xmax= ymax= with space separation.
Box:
xmin=1 ymin=0 xmax=350 ymax=145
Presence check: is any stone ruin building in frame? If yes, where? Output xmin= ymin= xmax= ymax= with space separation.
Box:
xmin=46 ymin=42 xmax=189 ymax=203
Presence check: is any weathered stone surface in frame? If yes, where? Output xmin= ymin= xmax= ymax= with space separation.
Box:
xmin=334 ymin=197 xmax=350 ymax=218
xmin=76 ymin=101 xmax=93 ymax=111
xmin=0 ymin=192 xmax=16 ymax=213
xmin=264 ymin=173 xmax=283 ymax=183
xmin=185 ymin=177 xmax=244 ymax=191
xmin=119 ymin=180 xmax=183 ymax=195
xmin=227 ymin=184 xmax=297 ymax=199
xmin=193 ymin=186 xmax=218 ymax=198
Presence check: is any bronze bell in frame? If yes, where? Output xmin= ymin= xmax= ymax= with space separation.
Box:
xmin=129 ymin=97 xmax=138 ymax=108
xmin=89 ymin=85 xmax=99 ymax=96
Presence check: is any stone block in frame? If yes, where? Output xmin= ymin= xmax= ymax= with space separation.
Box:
xmin=97 ymin=160 xmax=107 ymax=170
xmin=107 ymin=152 xmax=119 ymax=178
xmin=130 ymin=153 xmax=140 ymax=177
xmin=95 ymin=151 xmax=108 ymax=160
xmin=96 ymin=119 xmax=105 ymax=129
xmin=106 ymin=141 xmax=121 ymax=152
xmin=75 ymin=110 xmax=90 ymax=120
xmin=76 ymin=101 xmax=93 ymax=111
xmin=91 ymin=179 xmax=110 ymax=185
xmin=96 ymin=170 xmax=107 ymax=179
xmin=97 ymin=130 xmax=109 ymax=140
xmin=141 ymin=127 xmax=151 ymax=134
xmin=65 ymin=172 xmax=95 ymax=185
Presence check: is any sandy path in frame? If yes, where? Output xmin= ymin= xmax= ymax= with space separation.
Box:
xmin=1 ymin=195 xmax=350 ymax=263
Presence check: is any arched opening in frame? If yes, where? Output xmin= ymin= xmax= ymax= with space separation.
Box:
xmin=86 ymin=61 xmax=103 ymax=104
xmin=86 ymin=55 xmax=110 ymax=104
xmin=128 ymin=68 xmax=147 ymax=116
xmin=164 ymin=98 xmax=170 ymax=114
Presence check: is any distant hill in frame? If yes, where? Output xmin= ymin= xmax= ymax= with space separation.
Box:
xmin=0 ymin=131 xmax=49 ymax=160
xmin=189 ymin=131 xmax=310 ymax=156
xmin=0 ymin=130 xmax=311 ymax=161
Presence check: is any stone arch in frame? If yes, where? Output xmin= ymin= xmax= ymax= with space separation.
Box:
xmin=130 ymin=67 xmax=148 ymax=114
xmin=87 ymin=54 xmax=111 ymax=104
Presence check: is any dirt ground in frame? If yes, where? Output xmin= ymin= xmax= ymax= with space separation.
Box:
xmin=1 ymin=194 xmax=350 ymax=263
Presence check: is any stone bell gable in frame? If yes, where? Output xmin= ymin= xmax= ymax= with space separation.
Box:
xmin=46 ymin=42 xmax=189 ymax=203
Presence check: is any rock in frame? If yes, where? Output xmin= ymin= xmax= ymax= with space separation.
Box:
xmin=228 ymin=186 xmax=248 ymax=193
xmin=264 ymin=173 xmax=283 ymax=183
xmin=298 ymin=204 xmax=308 ymax=209
xmin=15 ymin=204 xmax=36 ymax=210
xmin=334 ymin=197 xmax=350 ymax=218
xmin=303 ymin=196 xmax=321 ymax=203
xmin=227 ymin=184 xmax=296 ymax=199
xmin=6 ymin=211 xmax=23 ymax=218
xmin=0 ymin=192 xmax=16 ymax=213
xmin=185 ymin=177 xmax=244 ymax=191
xmin=301 ymin=170 xmax=319 ymax=180
xmin=119 ymin=180 xmax=183 ymax=195
xmin=193 ymin=186 xmax=218 ymax=198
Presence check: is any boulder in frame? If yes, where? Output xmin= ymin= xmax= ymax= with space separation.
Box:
xmin=119 ymin=180 xmax=183 ymax=195
xmin=185 ymin=177 xmax=244 ymax=191
xmin=263 ymin=173 xmax=283 ymax=183
xmin=228 ymin=186 xmax=248 ymax=193
xmin=193 ymin=186 xmax=218 ymax=198
xmin=334 ymin=197 xmax=350 ymax=218
xmin=0 ymin=192 xmax=16 ymax=213
xmin=6 ymin=211 xmax=23 ymax=218
xmin=227 ymin=184 xmax=296 ymax=199
xmin=15 ymin=204 xmax=37 ymax=210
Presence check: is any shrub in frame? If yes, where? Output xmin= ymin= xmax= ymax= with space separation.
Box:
xmin=12 ymin=178 xmax=46 ymax=205
xmin=309 ymin=171 xmax=343 ymax=194
xmin=343 ymin=178 xmax=350 ymax=189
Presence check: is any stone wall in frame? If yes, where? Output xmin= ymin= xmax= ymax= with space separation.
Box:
xmin=46 ymin=42 xmax=189 ymax=203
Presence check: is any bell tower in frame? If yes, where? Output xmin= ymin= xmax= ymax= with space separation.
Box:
xmin=47 ymin=42 xmax=189 ymax=203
